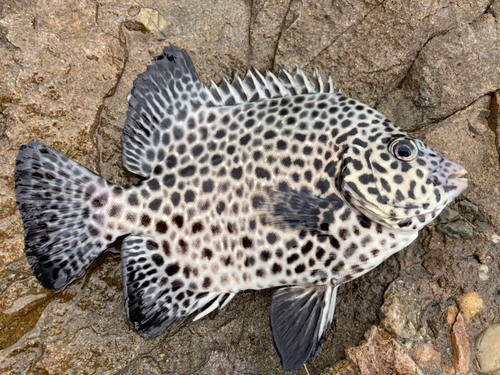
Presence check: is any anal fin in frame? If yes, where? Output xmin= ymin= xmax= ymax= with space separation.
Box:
xmin=121 ymin=235 xmax=236 ymax=336
xmin=270 ymin=285 xmax=338 ymax=371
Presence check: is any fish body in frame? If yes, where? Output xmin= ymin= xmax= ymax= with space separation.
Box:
xmin=14 ymin=45 xmax=467 ymax=371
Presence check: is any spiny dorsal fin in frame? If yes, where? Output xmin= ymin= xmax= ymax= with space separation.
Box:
xmin=210 ymin=65 xmax=336 ymax=106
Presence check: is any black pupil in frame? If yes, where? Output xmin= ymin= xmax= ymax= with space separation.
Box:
xmin=397 ymin=145 xmax=412 ymax=158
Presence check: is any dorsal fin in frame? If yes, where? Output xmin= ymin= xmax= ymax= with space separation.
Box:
xmin=122 ymin=45 xmax=336 ymax=178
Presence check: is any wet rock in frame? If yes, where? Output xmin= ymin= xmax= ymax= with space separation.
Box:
xmin=435 ymin=194 xmax=489 ymax=240
xmin=378 ymin=12 xmax=500 ymax=131
xmin=458 ymin=292 xmax=485 ymax=322
xmin=412 ymin=343 xmax=441 ymax=369
xmin=475 ymin=323 xmax=500 ymax=373
xmin=344 ymin=326 xmax=424 ymax=375
xmin=380 ymin=278 xmax=421 ymax=339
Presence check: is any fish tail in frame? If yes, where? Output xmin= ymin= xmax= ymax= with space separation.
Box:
xmin=15 ymin=142 xmax=121 ymax=289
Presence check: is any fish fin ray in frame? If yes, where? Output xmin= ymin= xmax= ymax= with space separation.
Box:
xmin=311 ymin=66 xmax=323 ymax=92
xmin=122 ymin=235 xmax=187 ymax=336
xmin=123 ymin=44 xmax=337 ymax=178
xmin=15 ymin=142 xmax=116 ymax=289
xmin=193 ymin=292 xmax=236 ymax=321
xmin=270 ymin=285 xmax=338 ymax=371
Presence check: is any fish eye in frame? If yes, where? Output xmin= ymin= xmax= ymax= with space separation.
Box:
xmin=389 ymin=139 xmax=417 ymax=161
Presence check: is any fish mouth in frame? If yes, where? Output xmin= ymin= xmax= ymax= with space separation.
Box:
xmin=449 ymin=168 xmax=468 ymax=180
xmin=398 ymin=208 xmax=440 ymax=228
xmin=444 ymin=167 xmax=468 ymax=197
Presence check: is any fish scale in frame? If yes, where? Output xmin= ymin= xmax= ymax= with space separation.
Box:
xmin=14 ymin=45 xmax=467 ymax=371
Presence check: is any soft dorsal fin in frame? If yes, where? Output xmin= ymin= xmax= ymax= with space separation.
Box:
xmin=122 ymin=45 xmax=336 ymax=178
xmin=122 ymin=45 xmax=217 ymax=177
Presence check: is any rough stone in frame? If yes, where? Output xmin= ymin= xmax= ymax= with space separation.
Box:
xmin=380 ymin=278 xmax=421 ymax=339
xmin=444 ymin=305 xmax=471 ymax=374
xmin=476 ymin=323 xmax=500 ymax=373
xmin=435 ymin=194 xmax=490 ymax=240
xmin=378 ymin=11 xmax=500 ymax=131
xmin=413 ymin=343 xmax=441 ymax=369
xmin=344 ymin=326 xmax=424 ymax=375
xmin=477 ymin=265 xmax=489 ymax=282
xmin=458 ymin=292 xmax=486 ymax=322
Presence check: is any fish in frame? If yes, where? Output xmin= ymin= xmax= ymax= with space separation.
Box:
xmin=14 ymin=45 xmax=468 ymax=371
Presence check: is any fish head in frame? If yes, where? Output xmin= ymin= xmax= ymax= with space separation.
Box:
xmin=338 ymin=134 xmax=468 ymax=231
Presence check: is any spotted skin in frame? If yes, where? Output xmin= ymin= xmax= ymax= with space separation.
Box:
xmin=14 ymin=45 xmax=467 ymax=371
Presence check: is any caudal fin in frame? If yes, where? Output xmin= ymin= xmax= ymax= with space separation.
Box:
xmin=15 ymin=142 xmax=120 ymax=289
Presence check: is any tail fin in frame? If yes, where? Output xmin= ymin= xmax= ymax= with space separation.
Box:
xmin=15 ymin=142 xmax=119 ymax=289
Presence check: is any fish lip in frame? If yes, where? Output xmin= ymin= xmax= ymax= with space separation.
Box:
xmin=445 ymin=167 xmax=468 ymax=196
xmin=448 ymin=168 xmax=467 ymax=180
xmin=412 ymin=208 xmax=439 ymax=221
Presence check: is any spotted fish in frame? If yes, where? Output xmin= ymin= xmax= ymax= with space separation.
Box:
xmin=14 ymin=45 xmax=467 ymax=371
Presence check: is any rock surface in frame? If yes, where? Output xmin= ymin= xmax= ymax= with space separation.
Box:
xmin=445 ymin=305 xmax=471 ymax=374
xmin=412 ymin=343 xmax=441 ymax=369
xmin=1 ymin=0 xmax=500 ymax=374
xmin=476 ymin=323 xmax=500 ymax=374
xmin=327 ymin=326 xmax=424 ymax=375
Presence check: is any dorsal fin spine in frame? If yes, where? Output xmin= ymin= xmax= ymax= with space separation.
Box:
xmin=224 ymin=76 xmax=245 ymax=104
xmin=266 ymin=70 xmax=290 ymax=97
xmin=245 ymin=70 xmax=269 ymax=101
xmin=312 ymin=66 xmax=323 ymax=92
xmin=209 ymin=80 xmax=224 ymax=104
xmin=277 ymin=64 xmax=297 ymax=95
xmin=232 ymin=74 xmax=248 ymax=102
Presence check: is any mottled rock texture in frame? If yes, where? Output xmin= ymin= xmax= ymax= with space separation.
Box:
xmin=1 ymin=0 xmax=499 ymax=374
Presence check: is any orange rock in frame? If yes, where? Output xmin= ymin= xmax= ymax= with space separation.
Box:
xmin=458 ymin=292 xmax=485 ymax=321
xmin=445 ymin=305 xmax=470 ymax=374
xmin=345 ymin=326 xmax=423 ymax=375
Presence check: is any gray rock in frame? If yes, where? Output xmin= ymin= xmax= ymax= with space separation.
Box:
xmin=435 ymin=194 xmax=489 ymax=239
xmin=377 ymin=10 xmax=500 ymax=131
xmin=380 ymin=279 xmax=421 ymax=339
